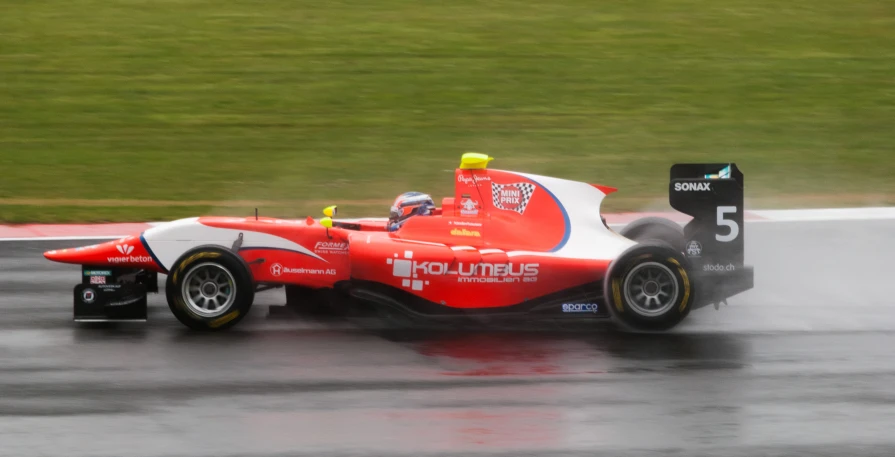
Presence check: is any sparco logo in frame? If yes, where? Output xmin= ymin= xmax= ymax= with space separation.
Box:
xmin=674 ymin=182 xmax=712 ymax=192
xmin=562 ymin=303 xmax=598 ymax=313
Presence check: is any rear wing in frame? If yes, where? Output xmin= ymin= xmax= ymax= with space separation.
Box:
xmin=669 ymin=163 xmax=744 ymax=268
xmin=669 ymin=163 xmax=752 ymax=307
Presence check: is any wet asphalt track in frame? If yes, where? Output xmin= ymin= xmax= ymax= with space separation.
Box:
xmin=1 ymin=220 xmax=894 ymax=457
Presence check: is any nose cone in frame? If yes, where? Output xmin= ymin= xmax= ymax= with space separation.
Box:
xmin=44 ymin=243 xmax=104 ymax=263
xmin=43 ymin=235 xmax=159 ymax=270
xmin=43 ymin=248 xmax=67 ymax=261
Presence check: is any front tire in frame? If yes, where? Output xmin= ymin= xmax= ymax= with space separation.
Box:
xmin=604 ymin=243 xmax=694 ymax=331
xmin=166 ymin=248 xmax=254 ymax=330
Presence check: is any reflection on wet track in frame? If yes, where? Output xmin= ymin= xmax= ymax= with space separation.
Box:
xmin=0 ymin=220 xmax=893 ymax=456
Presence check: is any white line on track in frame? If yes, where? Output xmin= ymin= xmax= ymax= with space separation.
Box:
xmin=0 ymin=235 xmax=129 ymax=242
xmin=750 ymin=207 xmax=895 ymax=222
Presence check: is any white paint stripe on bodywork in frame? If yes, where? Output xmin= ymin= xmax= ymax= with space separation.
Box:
xmin=513 ymin=171 xmax=637 ymax=260
xmin=142 ymin=217 xmax=325 ymax=270
xmin=391 ymin=239 xmax=446 ymax=247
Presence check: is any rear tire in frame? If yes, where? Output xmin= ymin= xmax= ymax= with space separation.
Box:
xmin=604 ymin=243 xmax=694 ymax=331
xmin=166 ymin=248 xmax=254 ymax=331
xmin=619 ymin=217 xmax=685 ymax=252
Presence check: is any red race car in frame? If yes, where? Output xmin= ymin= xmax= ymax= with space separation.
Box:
xmin=45 ymin=153 xmax=753 ymax=331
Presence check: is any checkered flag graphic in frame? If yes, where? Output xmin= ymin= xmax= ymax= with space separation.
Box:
xmin=491 ymin=182 xmax=536 ymax=214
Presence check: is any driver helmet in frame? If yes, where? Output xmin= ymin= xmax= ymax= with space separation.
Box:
xmin=388 ymin=191 xmax=435 ymax=231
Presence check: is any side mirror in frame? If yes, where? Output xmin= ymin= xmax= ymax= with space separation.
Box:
xmin=323 ymin=205 xmax=338 ymax=217
xmin=320 ymin=217 xmax=334 ymax=239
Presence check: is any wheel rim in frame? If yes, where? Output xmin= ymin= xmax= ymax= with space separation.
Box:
xmin=622 ymin=262 xmax=679 ymax=317
xmin=181 ymin=262 xmax=237 ymax=317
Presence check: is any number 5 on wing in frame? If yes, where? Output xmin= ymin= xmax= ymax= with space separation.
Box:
xmin=716 ymin=206 xmax=739 ymax=242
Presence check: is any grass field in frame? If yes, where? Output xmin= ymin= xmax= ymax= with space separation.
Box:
xmin=1 ymin=0 xmax=893 ymax=222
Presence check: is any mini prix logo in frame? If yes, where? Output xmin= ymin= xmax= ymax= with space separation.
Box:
xmin=116 ymin=244 xmax=134 ymax=255
xmin=492 ymin=182 xmax=535 ymax=214
xmin=386 ymin=251 xmax=430 ymax=291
